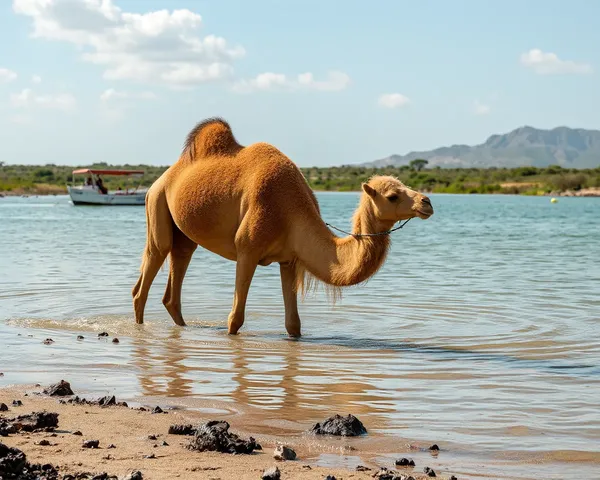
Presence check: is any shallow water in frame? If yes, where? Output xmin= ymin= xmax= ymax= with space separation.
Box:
xmin=1 ymin=193 xmax=599 ymax=479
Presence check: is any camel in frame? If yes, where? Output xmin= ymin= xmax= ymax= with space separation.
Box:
xmin=132 ymin=118 xmax=434 ymax=337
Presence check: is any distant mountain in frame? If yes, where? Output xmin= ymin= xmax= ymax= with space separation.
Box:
xmin=360 ymin=126 xmax=600 ymax=169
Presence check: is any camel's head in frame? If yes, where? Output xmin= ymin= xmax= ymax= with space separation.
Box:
xmin=361 ymin=176 xmax=434 ymax=222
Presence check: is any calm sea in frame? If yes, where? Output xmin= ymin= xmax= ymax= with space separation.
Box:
xmin=0 ymin=193 xmax=599 ymax=479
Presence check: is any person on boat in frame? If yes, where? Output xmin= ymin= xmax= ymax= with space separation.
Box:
xmin=85 ymin=176 xmax=93 ymax=186
xmin=96 ymin=176 xmax=108 ymax=194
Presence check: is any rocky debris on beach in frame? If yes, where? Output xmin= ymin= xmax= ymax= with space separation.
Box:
xmin=310 ymin=414 xmax=367 ymax=436
xmin=261 ymin=465 xmax=280 ymax=480
xmin=12 ymin=400 xmax=22 ymax=407
xmin=428 ymin=444 xmax=439 ymax=451
xmin=325 ymin=476 xmax=337 ymax=480
xmin=73 ymin=430 xmax=83 ymax=436
xmin=0 ymin=441 xmax=60 ymax=480
xmin=356 ymin=465 xmax=371 ymax=471
xmin=273 ymin=444 xmax=296 ymax=461
xmin=111 ymin=338 xmax=120 ymax=344
xmin=186 ymin=420 xmax=261 ymax=454
xmin=449 ymin=476 xmax=458 ymax=480
xmin=63 ymin=474 xmax=119 ymax=480
xmin=151 ymin=406 xmax=164 ymax=414
xmin=98 ymin=332 xmax=109 ymax=337
xmin=77 ymin=335 xmax=84 ymax=341
xmin=43 ymin=338 xmax=54 ymax=345
xmin=423 ymin=466 xmax=436 ymax=477
xmin=0 ymin=403 xmax=8 ymax=412
xmin=168 ymin=423 xmax=196 ymax=436
xmin=123 ymin=471 xmax=143 ymax=480
xmin=0 ymin=412 xmax=59 ymax=436
xmin=44 ymin=380 xmax=74 ymax=396
xmin=82 ymin=439 xmax=100 ymax=449
xmin=395 ymin=457 xmax=415 ymax=467
xmin=60 ymin=395 xmax=128 ymax=408
xmin=372 ymin=467 xmax=414 ymax=480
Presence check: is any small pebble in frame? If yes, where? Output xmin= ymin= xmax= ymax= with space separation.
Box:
xmin=12 ymin=400 xmax=23 ymax=407
xmin=98 ymin=332 xmax=109 ymax=337
xmin=424 ymin=466 xmax=437 ymax=477
xmin=107 ymin=444 xmax=116 ymax=449
xmin=161 ymin=441 xmax=169 ymax=446
xmin=72 ymin=431 xmax=83 ymax=436
xmin=123 ymin=472 xmax=143 ymax=480
xmin=144 ymin=453 xmax=156 ymax=459
xmin=356 ymin=465 xmax=371 ymax=472
xmin=325 ymin=476 xmax=337 ymax=480
xmin=37 ymin=440 xmax=51 ymax=446
xmin=261 ymin=466 xmax=280 ymax=480
xmin=42 ymin=338 xmax=54 ymax=345
xmin=147 ymin=434 xmax=158 ymax=440
xmin=151 ymin=406 xmax=163 ymax=414
xmin=450 ymin=476 xmax=458 ymax=480
xmin=82 ymin=440 xmax=100 ymax=449
xmin=0 ymin=403 xmax=8 ymax=411
xmin=77 ymin=335 xmax=84 ymax=340
xmin=112 ymin=338 xmax=119 ymax=344
xmin=429 ymin=444 xmax=440 ymax=451
xmin=0 ymin=372 xmax=4 ymax=376
xmin=396 ymin=457 xmax=416 ymax=467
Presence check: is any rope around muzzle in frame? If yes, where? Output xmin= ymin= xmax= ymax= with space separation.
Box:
xmin=325 ymin=217 xmax=412 ymax=238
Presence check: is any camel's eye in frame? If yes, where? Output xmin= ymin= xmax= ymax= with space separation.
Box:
xmin=386 ymin=194 xmax=398 ymax=202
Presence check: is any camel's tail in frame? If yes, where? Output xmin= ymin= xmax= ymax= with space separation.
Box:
xmin=182 ymin=117 xmax=242 ymax=161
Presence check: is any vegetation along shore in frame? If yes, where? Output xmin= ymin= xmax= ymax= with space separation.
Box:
xmin=1 ymin=162 xmax=599 ymax=196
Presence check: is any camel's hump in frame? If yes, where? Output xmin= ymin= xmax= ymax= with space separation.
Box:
xmin=183 ymin=117 xmax=241 ymax=159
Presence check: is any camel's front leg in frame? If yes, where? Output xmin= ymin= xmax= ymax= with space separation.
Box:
xmin=228 ymin=254 xmax=258 ymax=335
xmin=280 ymin=262 xmax=301 ymax=337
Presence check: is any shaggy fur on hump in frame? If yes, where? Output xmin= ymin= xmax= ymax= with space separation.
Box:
xmin=182 ymin=117 xmax=242 ymax=160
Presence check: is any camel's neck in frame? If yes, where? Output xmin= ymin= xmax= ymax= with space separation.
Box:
xmin=293 ymin=195 xmax=393 ymax=288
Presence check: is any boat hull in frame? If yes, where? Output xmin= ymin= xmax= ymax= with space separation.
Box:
xmin=67 ymin=186 xmax=146 ymax=206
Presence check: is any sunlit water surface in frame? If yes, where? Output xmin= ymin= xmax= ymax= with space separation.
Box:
xmin=1 ymin=193 xmax=599 ymax=479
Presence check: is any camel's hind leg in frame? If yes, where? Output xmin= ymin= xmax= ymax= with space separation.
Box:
xmin=162 ymin=228 xmax=197 ymax=326
xmin=280 ymin=262 xmax=301 ymax=337
xmin=132 ymin=187 xmax=172 ymax=324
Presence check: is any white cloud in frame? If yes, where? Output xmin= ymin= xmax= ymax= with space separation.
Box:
xmin=13 ymin=0 xmax=245 ymax=88
xmin=377 ymin=93 xmax=410 ymax=109
xmin=10 ymin=88 xmax=76 ymax=111
xmin=31 ymin=74 xmax=42 ymax=84
xmin=520 ymin=49 xmax=592 ymax=75
xmin=0 ymin=68 xmax=18 ymax=83
xmin=232 ymin=70 xmax=350 ymax=93
xmin=100 ymin=88 xmax=157 ymax=102
xmin=473 ymin=100 xmax=491 ymax=116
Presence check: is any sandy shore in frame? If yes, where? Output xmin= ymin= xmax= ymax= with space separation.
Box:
xmin=1 ymin=385 xmax=449 ymax=480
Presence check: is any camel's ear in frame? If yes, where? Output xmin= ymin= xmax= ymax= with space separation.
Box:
xmin=362 ymin=183 xmax=377 ymax=198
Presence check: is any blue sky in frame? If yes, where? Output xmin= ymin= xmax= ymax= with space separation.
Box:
xmin=1 ymin=0 xmax=599 ymax=167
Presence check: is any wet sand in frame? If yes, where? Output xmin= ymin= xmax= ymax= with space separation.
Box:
xmin=1 ymin=385 xmax=449 ymax=480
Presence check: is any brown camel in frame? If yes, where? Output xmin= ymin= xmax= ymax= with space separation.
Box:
xmin=132 ymin=118 xmax=434 ymax=337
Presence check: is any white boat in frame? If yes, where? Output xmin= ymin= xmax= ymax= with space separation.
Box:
xmin=67 ymin=168 xmax=147 ymax=206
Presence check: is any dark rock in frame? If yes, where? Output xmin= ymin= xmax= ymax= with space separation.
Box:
xmin=3 ymin=412 xmax=59 ymax=433
xmin=77 ymin=336 xmax=84 ymax=340
xmin=44 ymin=380 xmax=74 ymax=396
xmin=118 ymin=402 xmax=128 ymax=407
xmin=0 ymin=403 xmax=8 ymax=412
xmin=43 ymin=338 xmax=54 ymax=345
xmin=12 ymin=400 xmax=22 ymax=407
xmin=107 ymin=444 xmax=116 ymax=449
xmin=147 ymin=435 xmax=157 ymax=441
xmin=151 ymin=406 xmax=163 ymax=414
xmin=310 ymin=414 xmax=367 ymax=436
xmin=424 ymin=467 xmax=437 ymax=477
xmin=325 ymin=476 xmax=337 ymax=480
xmin=137 ymin=407 xmax=147 ymax=412
xmin=0 ymin=441 xmax=60 ymax=480
xmin=449 ymin=476 xmax=458 ymax=480
xmin=143 ymin=453 xmax=156 ymax=459
xmin=428 ymin=444 xmax=439 ymax=451
xmin=356 ymin=465 xmax=371 ymax=471
xmin=187 ymin=420 xmax=261 ymax=454
xmin=168 ymin=424 xmax=196 ymax=436
xmin=37 ymin=439 xmax=51 ymax=446
xmin=82 ymin=440 xmax=100 ymax=449
xmin=123 ymin=471 xmax=143 ymax=480
xmin=0 ymin=373 xmax=3 ymax=376
xmin=273 ymin=444 xmax=296 ymax=460
xmin=373 ymin=468 xmax=403 ymax=480
xmin=97 ymin=396 xmax=116 ymax=407
xmin=112 ymin=338 xmax=119 ymax=344
xmin=161 ymin=440 xmax=168 ymax=446
xmin=98 ymin=332 xmax=109 ymax=337
xmin=261 ymin=466 xmax=280 ymax=480
xmin=73 ymin=431 xmax=83 ymax=436
xmin=395 ymin=457 xmax=415 ymax=467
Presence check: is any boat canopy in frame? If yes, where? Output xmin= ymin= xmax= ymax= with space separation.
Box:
xmin=72 ymin=169 xmax=144 ymax=176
